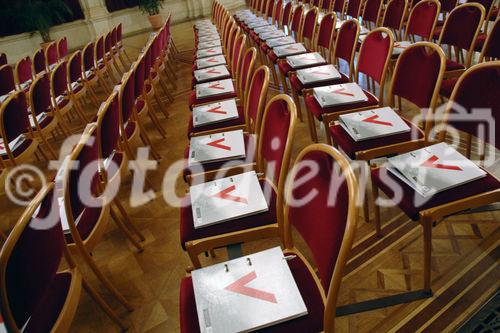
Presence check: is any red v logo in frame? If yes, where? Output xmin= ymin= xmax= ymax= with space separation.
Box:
xmin=362 ymin=115 xmax=393 ymax=127
xmin=211 ymin=184 xmax=248 ymax=204
xmin=206 ymin=137 xmax=231 ymax=150
xmin=420 ymin=155 xmax=462 ymax=171
xmin=224 ymin=271 xmax=277 ymax=303
xmin=206 ymin=106 xmax=227 ymax=114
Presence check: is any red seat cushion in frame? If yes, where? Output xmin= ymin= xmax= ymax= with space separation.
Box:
xmin=188 ymin=90 xmax=238 ymax=109
xmin=180 ymin=178 xmax=277 ymax=249
xmin=329 ymin=119 xmax=424 ymax=159
xmin=289 ymin=73 xmax=350 ymax=94
xmin=439 ymin=77 xmax=458 ymax=98
xmin=187 ymin=105 xmax=245 ymax=138
xmin=268 ymin=51 xmax=278 ymax=63
xmin=179 ymin=252 xmax=324 ymax=333
xmin=278 ymin=61 xmax=293 ymax=76
xmin=183 ymin=133 xmax=257 ymax=180
xmin=38 ymin=115 xmax=55 ymax=130
xmin=304 ymin=89 xmax=379 ymax=120
xmin=22 ymin=272 xmax=72 ymax=333
xmin=445 ymin=59 xmax=466 ymax=72
xmin=260 ymin=43 xmax=270 ymax=53
xmin=372 ymin=166 xmax=500 ymax=220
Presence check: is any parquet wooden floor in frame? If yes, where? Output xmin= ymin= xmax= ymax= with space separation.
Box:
xmin=0 ymin=13 xmax=498 ymax=333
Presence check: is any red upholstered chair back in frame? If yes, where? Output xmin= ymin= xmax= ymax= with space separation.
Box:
xmin=438 ymin=3 xmax=485 ymax=55
xmin=334 ymin=20 xmax=359 ymax=77
xmin=57 ymin=37 xmax=68 ymax=59
xmin=245 ymin=66 xmax=270 ymax=134
xmin=15 ymin=57 xmax=33 ymax=89
xmin=119 ymin=70 xmax=136 ymax=124
xmin=390 ymin=42 xmax=445 ymax=109
xmin=346 ymin=0 xmax=363 ymax=18
xmin=0 ymin=65 xmax=15 ymax=96
xmin=468 ymin=0 xmax=495 ymax=13
xmin=382 ymin=0 xmax=408 ymax=31
xmin=51 ymin=61 xmax=69 ymax=99
xmin=405 ymin=0 xmax=440 ymax=40
xmin=29 ymin=73 xmax=53 ymax=118
xmin=0 ymin=91 xmax=30 ymax=142
xmin=362 ymin=0 xmax=383 ymax=25
xmin=282 ymin=1 xmax=293 ymax=27
xmin=144 ymin=44 xmax=153 ymax=79
xmin=96 ymin=92 xmax=121 ymax=160
xmin=440 ymin=0 xmax=458 ymax=12
xmin=231 ymin=34 xmax=245 ymax=76
xmin=0 ymin=184 xmax=65 ymax=331
xmin=82 ymin=42 xmax=95 ymax=73
xmin=265 ymin=0 xmax=274 ymax=18
xmin=312 ymin=0 xmax=321 ymax=7
xmin=134 ymin=56 xmax=146 ymax=100
xmin=104 ymin=32 xmax=113 ymax=54
xmin=0 ymin=53 xmax=6 ymax=66
xmin=333 ymin=0 xmax=347 ymax=15
xmin=68 ymin=51 xmax=83 ymax=85
xmin=45 ymin=42 xmax=58 ymax=69
xmin=238 ymin=47 xmax=257 ymax=97
xmin=316 ymin=12 xmax=336 ymax=51
xmin=443 ymin=61 xmax=500 ymax=149
xmin=257 ymin=94 xmax=297 ymax=190
xmin=111 ymin=27 xmax=119 ymax=50
xmin=284 ymin=144 xmax=358 ymax=301
xmin=291 ymin=5 xmax=304 ymax=35
xmin=272 ymin=0 xmax=283 ymax=25
xmin=117 ymin=23 xmax=124 ymax=45
xmin=33 ymin=48 xmax=46 ymax=74
xmin=95 ymin=36 xmax=105 ymax=64
xmin=227 ymin=27 xmax=240 ymax=66
xmin=480 ymin=17 xmax=500 ymax=60
xmin=300 ymin=7 xmax=319 ymax=42
xmin=322 ymin=0 xmax=334 ymax=10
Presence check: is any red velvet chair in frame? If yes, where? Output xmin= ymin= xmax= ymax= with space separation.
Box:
xmin=32 ymin=48 xmax=46 ymax=75
xmin=95 ymin=36 xmax=117 ymax=87
xmin=0 ymin=183 xmax=127 ymax=332
xmin=333 ymin=0 xmax=348 ymax=19
xmin=380 ymin=0 xmax=408 ymax=40
xmin=14 ymin=56 xmax=34 ymax=92
xmin=104 ymin=31 xmax=123 ymax=78
xmin=180 ymin=94 xmax=297 ymax=268
xmin=321 ymin=0 xmax=334 ymax=11
xmin=111 ymin=26 xmax=128 ymax=70
xmin=344 ymin=0 xmax=364 ymax=20
xmin=437 ymin=3 xmax=485 ymax=78
xmin=361 ymin=0 xmax=384 ymax=30
xmin=82 ymin=42 xmax=110 ymax=94
xmin=57 ymin=37 xmax=68 ymax=60
xmin=370 ymin=61 xmax=500 ymax=294
xmin=402 ymin=0 xmax=440 ymax=43
xmin=115 ymin=23 xmax=133 ymax=64
xmin=45 ymin=41 xmax=59 ymax=71
xmin=67 ymin=50 xmax=99 ymax=110
xmin=0 ymin=64 xmax=15 ymax=98
xmin=187 ymin=65 xmax=270 ymax=138
xmin=179 ymin=144 xmax=359 ymax=333
xmin=143 ymin=40 xmax=170 ymax=120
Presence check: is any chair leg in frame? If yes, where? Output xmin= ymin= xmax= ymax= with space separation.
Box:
xmin=113 ymin=198 xmax=146 ymax=241
xmin=122 ymin=48 xmax=133 ymax=64
xmin=153 ymin=89 xmax=170 ymax=119
xmin=74 ymin=100 xmax=89 ymax=123
xmin=121 ymin=138 xmax=159 ymax=191
xmin=137 ymin=118 xmax=162 ymax=161
xmin=110 ymin=205 xmax=144 ymax=252
xmin=291 ymin=88 xmax=303 ymax=122
xmin=144 ymin=97 xmax=167 ymax=138
xmin=279 ymin=69 xmax=289 ymax=94
xmin=82 ymin=278 xmax=128 ymax=330
xmin=186 ymin=245 xmax=203 ymax=269
xmin=323 ymin=119 xmax=333 ymax=145
xmin=38 ymin=132 xmax=57 ymax=160
xmin=269 ymin=59 xmax=279 ymax=87
xmin=305 ymin=104 xmax=318 ymax=143
xmin=422 ymin=218 xmax=433 ymax=291
xmin=159 ymin=76 xmax=174 ymax=103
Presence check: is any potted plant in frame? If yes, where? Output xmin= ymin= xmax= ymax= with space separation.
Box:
xmin=15 ymin=0 xmax=73 ymax=47
xmin=138 ymin=0 xmax=166 ymax=30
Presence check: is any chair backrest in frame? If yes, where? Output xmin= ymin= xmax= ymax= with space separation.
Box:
xmin=82 ymin=42 xmax=95 ymax=73
xmin=333 ymin=0 xmax=347 ymax=17
xmin=440 ymin=0 xmax=458 ymax=13
xmin=14 ymin=57 xmax=33 ymax=89
xmin=104 ymin=31 xmax=113 ymax=55
xmin=438 ymin=3 xmax=485 ymax=66
xmin=467 ymin=0 xmax=495 ymax=14
xmin=316 ymin=12 xmax=337 ymax=59
xmin=96 ymin=92 xmax=121 ymax=161
xmin=57 ymin=37 xmax=68 ymax=59
xmin=50 ymin=61 xmax=69 ymax=100
xmin=29 ymin=73 xmax=52 ymax=117
xmin=281 ymin=1 xmax=294 ymax=27
xmin=256 ymin=94 xmax=297 ymax=194
xmin=118 ymin=70 xmax=136 ymax=126
xmin=322 ymin=0 xmax=334 ymax=11
xmin=231 ymin=34 xmax=246 ymax=79
xmin=245 ymin=66 xmax=270 ymax=134
xmin=0 ymin=53 xmax=6 ymax=66
xmin=264 ymin=0 xmax=274 ymax=18
xmin=0 ymin=184 xmax=65 ymax=332
xmin=389 ymin=42 xmax=445 ymax=120
xmin=111 ymin=27 xmax=119 ymax=50
xmin=0 ymin=91 xmax=31 ymax=145
xmin=356 ymin=28 xmax=394 ymax=104
xmin=117 ymin=23 xmax=124 ymax=45
xmin=345 ymin=0 xmax=364 ymax=18
xmin=45 ymin=42 xmax=58 ymax=70
xmin=283 ymin=144 xmax=358 ymax=333
xmin=362 ymin=0 xmax=384 ymax=26
xmin=334 ymin=19 xmax=360 ymax=79
xmin=272 ymin=0 xmax=283 ymax=25
xmin=134 ymin=55 xmax=147 ymax=100
xmin=480 ymin=16 xmax=500 ymax=60
xmin=382 ymin=0 xmax=408 ymax=32
xmin=227 ymin=27 xmax=240 ymax=66
xmin=33 ymin=48 xmax=46 ymax=74
xmin=0 ymin=65 xmax=15 ymax=96
xmin=95 ymin=36 xmax=105 ymax=64
xmin=67 ymin=51 xmax=83 ymax=84
xmin=237 ymin=47 xmax=257 ymax=99
xmin=441 ymin=61 xmax=500 ymax=149
xmin=290 ymin=4 xmax=305 ymax=35
xmin=299 ymin=7 xmax=319 ymax=43
xmin=404 ymin=0 xmax=440 ymax=41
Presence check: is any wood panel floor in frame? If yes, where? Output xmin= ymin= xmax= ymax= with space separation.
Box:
xmin=1 ymin=15 xmax=498 ymax=333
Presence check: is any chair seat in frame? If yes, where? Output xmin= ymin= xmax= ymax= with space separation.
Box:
xmin=445 ymin=59 xmax=466 ymax=72
xmin=304 ymin=89 xmax=379 ymax=120
xmin=329 ymin=118 xmax=424 ymax=159
xmin=188 ymin=90 xmax=238 ymax=109
xmin=183 ymin=133 xmax=257 ymax=180
xmin=290 ymin=73 xmax=350 ymax=94
xmin=23 ymin=272 xmax=72 ymax=333
xmin=439 ymin=77 xmax=458 ymax=98
xmin=179 ymin=251 xmax=324 ymax=333
xmin=180 ymin=178 xmax=277 ymax=249
xmin=187 ymin=105 xmax=245 ymax=138
xmin=372 ymin=166 xmax=500 ymax=220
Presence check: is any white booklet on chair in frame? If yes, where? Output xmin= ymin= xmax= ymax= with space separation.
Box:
xmin=0 ymin=134 xmax=26 ymax=156
xmin=189 ymin=171 xmax=269 ymax=228
xmin=286 ymin=52 xmax=326 ymax=69
xmin=188 ymin=129 xmax=246 ymax=166
xmin=196 ymin=78 xmax=235 ymax=99
xmin=197 ymin=39 xmax=222 ymax=50
xmin=194 ymin=65 xmax=230 ymax=83
xmin=260 ymin=30 xmax=286 ymax=40
xmin=267 ymin=36 xmax=296 ymax=48
xmin=198 ymin=34 xmax=220 ymax=43
xmin=273 ymin=43 xmax=307 ymax=57
xmin=196 ymin=55 xmax=227 ymax=69
xmin=296 ymin=64 xmax=341 ymax=84
xmin=198 ymin=29 xmax=219 ymax=38
xmin=338 ymin=107 xmax=411 ymax=141
xmin=387 ymin=142 xmax=487 ymax=197
xmin=193 ymin=99 xmax=239 ymax=127
xmin=197 ymin=46 xmax=223 ymax=59
xmin=191 ymin=246 xmax=308 ymax=332
xmin=313 ymin=83 xmax=368 ymax=108
xmin=254 ymin=25 xmax=277 ymax=34
xmin=248 ymin=19 xmax=270 ymax=29
xmin=392 ymin=41 xmax=412 ymax=56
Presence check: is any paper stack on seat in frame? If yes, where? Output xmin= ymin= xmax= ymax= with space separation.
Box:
xmin=0 ymin=134 xmax=26 ymax=156
xmin=286 ymin=52 xmax=326 ymax=69
xmin=189 ymin=170 xmax=268 ymax=228
xmin=198 ymin=34 xmax=220 ymax=43
xmin=338 ymin=107 xmax=411 ymax=141
xmin=260 ymin=30 xmax=286 ymax=40
xmin=267 ymin=36 xmax=296 ymax=48
xmin=313 ymin=83 xmax=368 ymax=108
xmin=196 ymin=46 xmax=223 ymax=59
xmin=193 ymin=65 xmax=230 ymax=83
xmin=387 ymin=142 xmax=487 ymax=197
xmin=195 ymin=78 xmax=234 ymax=99
xmin=192 ymin=99 xmax=239 ymax=127
xmin=192 ymin=246 xmax=307 ymax=332
xmin=197 ymin=39 xmax=222 ymax=50
xmin=273 ymin=43 xmax=307 ymax=57
xmin=296 ymin=64 xmax=341 ymax=84
xmin=196 ymin=55 xmax=226 ymax=69
xmin=254 ymin=25 xmax=277 ymax=34
xmin=188 ymin=129 xmax=246 ymax=166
